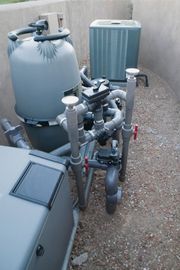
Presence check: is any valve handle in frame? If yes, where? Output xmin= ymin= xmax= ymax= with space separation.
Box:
xmin=28 ymin=19 xmax=48 ymax=32
xmin=34 ymin=28 xmax=70 ymax=42
xmin=133 ymin=124 xmax=138 ymax=140
xmin=84 ymin=156 xmax=89 ymax=176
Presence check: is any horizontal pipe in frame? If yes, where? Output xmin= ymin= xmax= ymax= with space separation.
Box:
xmin=57 ymin=102 xmax=95 ymax=135
xmin=56 ymin=113 xmax=68 ymax=131
xmin=1 ymin=118 xmax=31 ymax=150
xmin=88 ymin=159 xmax=108 ymax=170
xmin=50 ymin=142 xmax=71 ymax=156
xmin=105 ymin=89 xmax=126 ymax=102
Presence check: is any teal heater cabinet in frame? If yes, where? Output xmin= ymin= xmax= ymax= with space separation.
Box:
xmin=89 ymin=20 xmax=141 ymax=82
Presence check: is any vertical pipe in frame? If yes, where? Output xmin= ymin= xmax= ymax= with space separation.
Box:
xmin=78 ymin=114 xmax=86 ymax=144
xmin=120 ymin=69 xmax=139 ymax=181
xmin=94 ymin=106 xmax=104 ymax=130
xmin=62 ymin=96 xmax=85 ymax=209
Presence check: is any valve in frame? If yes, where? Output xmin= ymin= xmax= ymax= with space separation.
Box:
xmin=133 ymin=124 xmax=138 ymax=140
xmin=84 ymin=156 xmax=89 ymax=176
xmin=28 ymin=19 xmax=48 ymax=35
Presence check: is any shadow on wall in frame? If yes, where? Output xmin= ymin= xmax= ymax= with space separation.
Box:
xmin=132 ymin=0 xmax=180 ymax=100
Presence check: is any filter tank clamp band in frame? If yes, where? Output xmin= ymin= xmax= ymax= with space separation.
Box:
xmin=17 ymin=115 xmax=58 ymax=127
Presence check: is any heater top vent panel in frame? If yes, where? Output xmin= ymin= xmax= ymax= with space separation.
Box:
xmin=90 ymin=20 xmax=141 ymax=29
xmin=89 ymin=19 xmax=141 ymax=81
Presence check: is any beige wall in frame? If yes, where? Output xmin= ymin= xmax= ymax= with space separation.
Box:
xmin=133 ymin=0 xmax=180 ymax=100
xmin=0 ymin=0 xmax=131 ymax=144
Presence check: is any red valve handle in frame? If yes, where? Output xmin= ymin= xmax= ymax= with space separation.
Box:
xmin=134 ymin=124 xmax=138 ymax=140
xmin=84 ymin=156 xmax=89 ymax=176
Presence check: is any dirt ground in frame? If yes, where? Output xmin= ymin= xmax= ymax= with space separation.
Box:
xmin=70 ymin=68 xmax=180 ymax=270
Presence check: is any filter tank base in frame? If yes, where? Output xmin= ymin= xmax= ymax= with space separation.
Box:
xmin=24 ymin=123 xmax=68 ymax=152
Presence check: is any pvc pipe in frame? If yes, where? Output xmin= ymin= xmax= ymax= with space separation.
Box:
xmin=80 ymin=66 xmax=95 ymax=87
xmin=77 ymin=113 xmax=86 ymax=144
xmin=108 ymin=99 xmax=118 ymax=109
xmin=83 ymin=107 xmax=124 ymax=144
xmin=83 ymin=141 xmax=96 ymax=205
xmin=104 ymin=109 xmax=124 ymax=131
xmin=88 ymin=159 xmax=108 ymax=170
xmin=1 ymin=118 xmax=31 ymax=149
xmin=56 ymin=113 xmax=68 ymax=132
xmin=50 ymin=142 xmax=71 ymax=156
xmin=124 ymin=77 xmax=136 ymax=127
xmin=120 ymin=69 xmax=138 ymax=181
xmin=93 ymin=106 xmax=104 ymax=130
xmin=65 ymin=103 xmax=85 ymax=209
xmin=105 ymin=89 xmax=127 ymax=102
xmin=105 ymin=166 xmax=119 ymax=196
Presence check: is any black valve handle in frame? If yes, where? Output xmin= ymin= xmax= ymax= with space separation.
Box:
xmin=33 ymin=28 xmax=70 ymax=42
xmin=28 ymin=19 xmax=48 ymax=31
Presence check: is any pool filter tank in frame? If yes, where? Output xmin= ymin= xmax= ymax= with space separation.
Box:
xmin=8 ymin=20 xmax=81 ymax=151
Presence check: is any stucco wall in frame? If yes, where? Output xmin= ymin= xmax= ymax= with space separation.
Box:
xmin=0 ymin=0 xmax=131 ymax=144
xmin=132 ymin=0 xmax=180 ymax=100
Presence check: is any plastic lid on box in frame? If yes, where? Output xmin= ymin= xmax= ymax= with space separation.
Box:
xmin=10 ymin=162 xmax=63 ymax=209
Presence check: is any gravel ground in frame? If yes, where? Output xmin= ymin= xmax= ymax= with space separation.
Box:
xmin=70 ymin=68 xmax=180 ymax=270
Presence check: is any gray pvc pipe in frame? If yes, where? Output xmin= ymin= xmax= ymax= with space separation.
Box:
xmin=50 ymin=142 xmax=71 ymax=156
xmin=78 ymin=114 xmax=86 ymax=144
xmin=124 ymin=78 xmax=136 ymax=127
xmin=104 ymin=109 xmax=124 ymax=131
xmin=103 ymin=108 xmax=116 ymax=117
xmin=83 ymin=107 xmax=124 ymax=144
xmin=108 ymin=99 xmax=118 ymax=109
xmin=65 ymin=105 xmax=85 ymax=209
xmin=1 ymin=118 xmax=31 ymax=149
xmin=57 ymin=102 xmax=89 ymax=132
xmin=94 ymin=106 xmax=104 ymax=130
xmin=66 ymin=107 xmax=79 ymax=158
xmin=76 ymin=102 xmax=89 ymax=115
xmin=121 ymin=76 xmax=136 ymax=181
xmin=56 ymin=113 xmax=68 ymax=132
xmin=88 ymin=159 xmax=108 ymax=170
xmin=105 ymin=89 xmax=126 ymax=102
xmin=83 ymin=141 xmax=96 ymax=205
xmin=80 ymin=66 xmax=95 ymax=87
xmin=105 ymin=166 xmax=119 ymax=197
